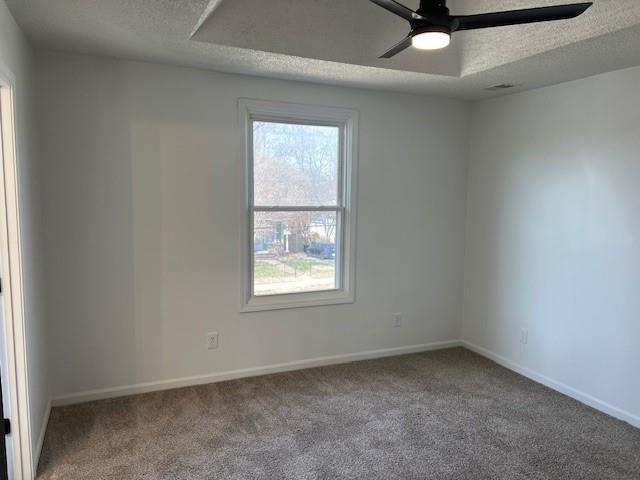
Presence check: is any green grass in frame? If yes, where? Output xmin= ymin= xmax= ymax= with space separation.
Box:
xmin=255 ymin=256 xmax=334 ymax=280
xmin=282 ymin=257 xmax=316 ymax=273
xmin=254 ymin=261 xmax=285 ymax=278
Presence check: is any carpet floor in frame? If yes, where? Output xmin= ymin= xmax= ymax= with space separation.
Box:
xmin=37 ymin=348 xmax=640 ymax=479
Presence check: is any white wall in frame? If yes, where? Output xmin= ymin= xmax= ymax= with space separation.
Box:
xmin=0 ymin=0 xmax=49 ymax=471
xmin=36 ymin=51 xmax=470 ymax=400
xmin=463 ymin=66 xmax=640 ymax=426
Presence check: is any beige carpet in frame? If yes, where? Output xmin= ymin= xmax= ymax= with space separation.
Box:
xmin=37 ymin=348 xmax=640 ymax=479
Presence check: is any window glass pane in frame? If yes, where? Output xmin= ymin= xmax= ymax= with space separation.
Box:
xmin=253 ymin=121 xmax=339 ymax=206
xmin=253 ymin=211 xmax=338 ymax=296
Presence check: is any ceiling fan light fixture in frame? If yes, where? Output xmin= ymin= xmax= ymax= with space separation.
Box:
xmin=411 ymin=30 xmax=451 ymax=50
xmin=371 ymin=0 xmax=593 ymax=59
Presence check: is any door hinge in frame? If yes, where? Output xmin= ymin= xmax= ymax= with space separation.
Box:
xmin=2 ymin=419 xmax=9 ymax=435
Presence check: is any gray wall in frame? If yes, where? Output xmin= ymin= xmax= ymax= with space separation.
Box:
xmin=464 ymin=65 xmax=640 ymax=426
xmin=36 ymin=51 xmax=470 ymax=400
xmin=0 ymin=0 xmax=48 ymax=471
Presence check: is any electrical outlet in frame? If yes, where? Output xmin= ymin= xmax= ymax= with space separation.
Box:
xmin=520 ymin=328 xmax=528 ymax=345
xmin=207 ymin=332 xmax=219 ymax=350
xmin=393 ymin=313 xmax=402 ymax=328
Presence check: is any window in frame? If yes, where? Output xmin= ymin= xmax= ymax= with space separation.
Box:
xmin=240 ymin=100 xmax=358 ymax=312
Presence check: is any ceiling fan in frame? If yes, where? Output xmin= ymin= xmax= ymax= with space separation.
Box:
xmin=370 ymin=0 xmax=593 ymax=57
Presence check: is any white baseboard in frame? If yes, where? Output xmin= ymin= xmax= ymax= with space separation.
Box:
xmin=52 ymin=340 xmax=462 ymax=407
xmin=33 ymin=397 xmax=52 ymax=474
xmin=462 ymin=340 xmax=640 ymax=429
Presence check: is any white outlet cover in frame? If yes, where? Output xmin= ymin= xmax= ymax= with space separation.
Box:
xmin=207 ymin=332 xmax=219 ymax=350
xmin=393 ymin=313 xmax=402 ymax=328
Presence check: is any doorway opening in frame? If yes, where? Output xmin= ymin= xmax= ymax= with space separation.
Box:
xmin=0 ymin=72 xmax=34 ymax=479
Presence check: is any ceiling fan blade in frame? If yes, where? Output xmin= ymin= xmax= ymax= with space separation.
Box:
xmin=452 ymin=3 xmax=592 ymax=31
xmin=380 ymin=36 xmax=412 ymax=58
xmin=369 ymin=0 xmax=423 ymax=22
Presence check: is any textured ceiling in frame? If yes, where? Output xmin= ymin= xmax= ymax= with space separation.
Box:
xmin=457 ymin=0 xmax=640 ymax=75
xmin=6 ymin=0 xmax=640 ymax=99
xmin=190 ymin=0 xmax=461 ymax=76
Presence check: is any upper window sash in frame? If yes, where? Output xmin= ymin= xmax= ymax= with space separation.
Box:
xmin=250 ymin=118 xmax=344 ymax=208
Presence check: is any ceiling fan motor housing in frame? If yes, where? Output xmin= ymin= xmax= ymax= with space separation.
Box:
xmin=411 ymin=24 xmax=451 ymax=38
xmin=414 ymin=0 xmax=452 ymax=31
xmin=417 ymin=0 xmax=449 ymax=17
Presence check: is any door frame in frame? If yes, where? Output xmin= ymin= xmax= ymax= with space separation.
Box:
xmin=0 ymin=62 xmax=34 ymax=479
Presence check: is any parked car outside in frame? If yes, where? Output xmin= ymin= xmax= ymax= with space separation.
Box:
xmin=305 ymin=242 xmax=335 ymax=260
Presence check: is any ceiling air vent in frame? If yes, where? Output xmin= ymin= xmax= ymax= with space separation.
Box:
xmin=485 ymin=83 xmax=520 ymax=91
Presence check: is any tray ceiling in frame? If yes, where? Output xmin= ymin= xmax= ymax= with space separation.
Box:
xmin=6 ymin=0 xmax=640 ymax=99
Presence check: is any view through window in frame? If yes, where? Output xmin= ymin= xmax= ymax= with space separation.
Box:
xmin=252 ymin=121 xmax=342 ymax=296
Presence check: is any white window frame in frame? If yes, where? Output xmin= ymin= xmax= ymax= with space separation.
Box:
xmin=239 ymin=99 xmax=358 ymax=312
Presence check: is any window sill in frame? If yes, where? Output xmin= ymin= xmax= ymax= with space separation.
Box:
xmin=240 ymin=289 xmax=355 ymax=313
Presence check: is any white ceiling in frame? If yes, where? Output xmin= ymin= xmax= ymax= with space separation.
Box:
xmin=7 ymin=0 xmax=640 ymax=99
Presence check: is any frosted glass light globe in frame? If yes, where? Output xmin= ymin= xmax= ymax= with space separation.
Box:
xmin=412 ymin=31 xmax=451 ymax=50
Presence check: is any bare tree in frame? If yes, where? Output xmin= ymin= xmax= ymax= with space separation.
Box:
xmin=253 ymin=122 xmax=339 ymax=248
